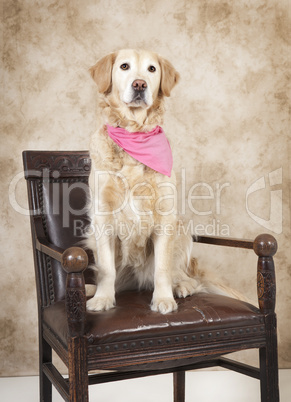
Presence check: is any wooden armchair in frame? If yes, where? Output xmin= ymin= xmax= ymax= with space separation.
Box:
xmin=23 ymin=150 xmax=279 ymax=402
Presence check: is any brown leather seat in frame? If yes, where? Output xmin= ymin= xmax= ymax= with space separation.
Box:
xmin=44 ymin=291 xmax=264 ymax=371
xmin=23 ymin=151 xmax=279 ymax=402
xmin=44 ymin=291 xmax=263 ymax=346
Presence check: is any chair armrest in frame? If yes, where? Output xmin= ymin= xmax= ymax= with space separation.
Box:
xmin=193 ymin=235 xmax=253 ymax=249
xmin=193 ymin=233 xmax=278 ymax=313
xmin=35 ymin=236 xmax=64 ymax=262
xmin=33 ymin=215 xmax=88 ymax=271
xmin=193 ymin=233 xmax=277 ymax=257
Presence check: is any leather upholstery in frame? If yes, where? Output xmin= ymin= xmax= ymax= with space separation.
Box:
xmin=43 ymin=291 xmax=264 ymax=347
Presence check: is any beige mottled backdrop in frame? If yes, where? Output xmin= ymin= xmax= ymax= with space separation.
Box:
xmin=0 ymin=0 xmax=290 ymax=376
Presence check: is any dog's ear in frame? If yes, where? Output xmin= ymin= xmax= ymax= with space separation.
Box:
xmin=159 ymin=57 xmax=180 ymax=97
xmin=89 ymin=52 xmax=117 ymax=94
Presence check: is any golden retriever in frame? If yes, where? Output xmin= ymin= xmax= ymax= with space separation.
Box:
xmin=85 ymin=49 xmax=238 ymax=314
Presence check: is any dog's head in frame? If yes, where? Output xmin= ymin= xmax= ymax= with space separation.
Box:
xmin=90 ymin=49 xmax=180 ymax=109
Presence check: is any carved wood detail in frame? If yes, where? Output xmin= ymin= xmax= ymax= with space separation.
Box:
xmin=257 ymin=271 xmax=276 ymax=303
xmin=23 ymin=151 xmax=91 ymax=178
xmin=66 ymin=288 xmax=86 ymax=323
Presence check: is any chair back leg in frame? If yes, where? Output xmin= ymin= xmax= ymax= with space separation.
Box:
xmin=173 ymin=371 xmax=185 ymax=402
xmin=40 ymin=336 xmax=52 ymax=402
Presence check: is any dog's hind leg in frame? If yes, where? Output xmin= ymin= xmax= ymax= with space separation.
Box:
xmin=173 ymin=257 xmax=207 ymax=298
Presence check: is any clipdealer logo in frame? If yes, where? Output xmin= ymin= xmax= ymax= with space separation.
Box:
xmin=246 ymin=168 xmax=283 ymax=234
xmin=9 ymin=167 xmax=283 ymax=236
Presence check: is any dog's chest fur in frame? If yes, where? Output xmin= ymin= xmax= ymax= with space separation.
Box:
xmin=89 ymin=126 xmax=177 ymax=270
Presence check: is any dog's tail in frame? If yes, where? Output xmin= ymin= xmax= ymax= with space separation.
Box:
xmin=187 ymin=257 xmax=250 ymax=302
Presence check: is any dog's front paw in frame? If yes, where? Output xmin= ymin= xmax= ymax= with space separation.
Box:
xmin=151 ymin=297 xmax=178 ymax=314
xmin=86 ymin=296 xmax=115 ymax=312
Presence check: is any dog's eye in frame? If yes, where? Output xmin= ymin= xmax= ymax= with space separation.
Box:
xmin=120 ymin=63 xmax=130 ymax=71
xmin=148 ymin=65 xmax=156 ymax=72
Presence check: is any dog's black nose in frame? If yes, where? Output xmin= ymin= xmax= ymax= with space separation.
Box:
xmin=132 ymin=79 xmax=147 ymax=91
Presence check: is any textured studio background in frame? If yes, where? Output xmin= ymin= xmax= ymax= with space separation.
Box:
xmin=0 ymin=0 xmax=290 ymax=376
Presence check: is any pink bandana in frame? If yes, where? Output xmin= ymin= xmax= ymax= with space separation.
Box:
xmin=106 ymin=125 xmax=173 ymax=177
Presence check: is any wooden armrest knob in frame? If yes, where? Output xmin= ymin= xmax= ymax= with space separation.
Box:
xmin=253 ymin=234 xmax=277 ymax=257
xmin=61 ymin=247 xmax=88 ymax=273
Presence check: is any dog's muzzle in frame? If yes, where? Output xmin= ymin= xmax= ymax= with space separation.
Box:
xmin=131 ymin=79 xmax=147 ymax=102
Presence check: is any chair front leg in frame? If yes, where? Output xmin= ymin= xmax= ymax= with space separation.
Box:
xmin=259 ymin=313 xmax=279 ymax=402
xmin=68 ymin=337 xmax=89 ymax=402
